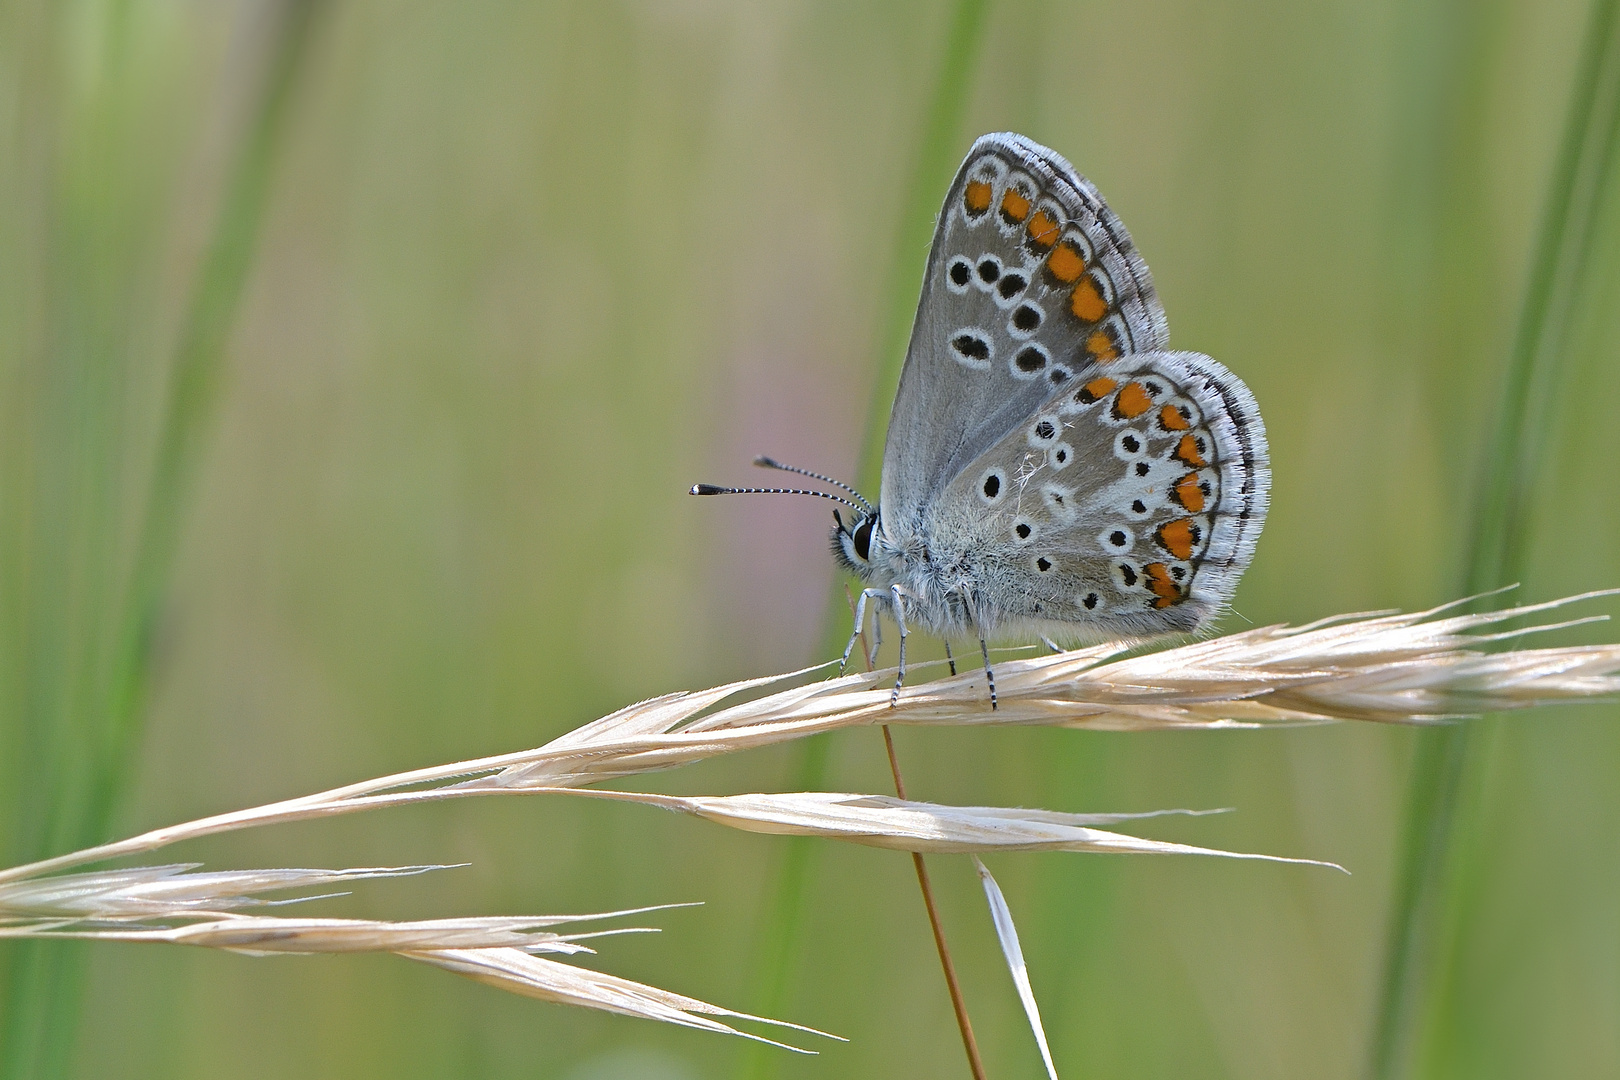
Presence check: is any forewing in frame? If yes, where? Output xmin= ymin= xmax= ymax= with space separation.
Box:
xmin=880 ymin=133 xmax=1168 ymax=529
xmin=935 ymin=352 xmax=1269 ymax=639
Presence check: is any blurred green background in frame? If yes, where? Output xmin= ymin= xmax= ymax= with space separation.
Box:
xmin=2 ymin=1 xmax=1618 ymax=1078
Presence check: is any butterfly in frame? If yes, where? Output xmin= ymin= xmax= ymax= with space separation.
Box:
xmin=694 ymin=133 xmax=1269 ymax=708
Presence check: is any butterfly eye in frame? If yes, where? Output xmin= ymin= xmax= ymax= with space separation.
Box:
xmin=851 ymin=517 xmax=874 ymax=562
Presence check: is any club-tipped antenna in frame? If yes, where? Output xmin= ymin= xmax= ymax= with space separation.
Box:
xmin=752 ymin=456 xmax=873 ymax=513
xmin=689 ymin=483 xmax=865 ymax=511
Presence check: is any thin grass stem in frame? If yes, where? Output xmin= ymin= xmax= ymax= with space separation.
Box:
xmin=884 ymin=726 xmax=988 ymax=1080
xmin=853 ymin=0 xmax=993 ymax=497
xmin=741 ymin=7 xmax=993 ymax=1075
xmin=0 ymin=6 xmax=324 ymax=1078
xmin=0 ymin=595 xmax=1606 ymax=1065
xmin=89 ymin=0 xmax=324 ymax=860
xmin=1368 ymin=4 xmax=1620 ymax=1077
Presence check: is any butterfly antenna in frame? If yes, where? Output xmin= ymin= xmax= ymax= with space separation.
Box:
xmin=689 ymin=483 xmax=865 ymax=511
xmin=752 ymin=456 xmax=874 ymax=514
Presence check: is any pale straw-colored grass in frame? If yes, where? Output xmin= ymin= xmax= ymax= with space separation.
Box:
xmin=0 ymin=592 xmax=1614 ymax=1053
xmin=564 ymin=792 xmax=1339 ymax=866
xmin=0 ymin=863 xmax=828 ymax=1051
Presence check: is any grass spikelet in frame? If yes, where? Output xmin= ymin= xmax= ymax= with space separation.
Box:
xmin=0 ymin=594 xmax=1611 ymax=890
xmin=407 ymin=949 xmax=841 ymax=1053
xmin=0 ymin=861 xmax=834 ymax=1049
xmin=0 ymin=594 xmax=1608 ymax=1058
xmin=567 ymin=790 xmax=1342 ymax=868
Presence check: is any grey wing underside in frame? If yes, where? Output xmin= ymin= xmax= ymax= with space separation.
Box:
xmin=928 ymin=351 xmax=1270 ymax=640
xmin=878 ymin=132 xmax=1168 ymax=530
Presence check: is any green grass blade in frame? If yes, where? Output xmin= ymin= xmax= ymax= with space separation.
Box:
xmin=0 ymin=5 xmax=323 ymax=1078
xmin=851 ymin=0 xmax=992 ymax=500
xmin=1367 ymin=3 xmax=1620 ymax=1077
xmin=83 ymin=0 xmax=323 ymax=859
xmin=734 ymin=5 xmax=991 ymax=1078
xmin=1465 ymin=11 xmax=1620 ymax=599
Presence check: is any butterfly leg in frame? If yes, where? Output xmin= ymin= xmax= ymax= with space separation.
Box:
xmin=1040 ymin=635 xmax=1063 ymax=654
xmin=943 ymin=640 xmax=957 ymax=676
xmin=888 ymin=583 xmax=910 ymax=707
xmin=841 ymin=588 xmax=874 ymax=675
xmin=979 ymin=637 xmax=998 ymax=711
xmin=839 ymin=588 xmax=887 ymax=675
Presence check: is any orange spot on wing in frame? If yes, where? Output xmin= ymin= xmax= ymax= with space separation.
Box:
xmin=1155 ymin=518 xmax=1200 ymax=560
xmin=1078 ymin=376 xmax=1117 ymax=404
xmin=1174 ymin=434 xmax=1208 ymax=468
xmin=1001 ymin=188 xmax=1031 ymax=222
xmin=1113 ymin=381 xmax=1153 ymax=419
xmin=1086 ymin=329 xmax=1119 ymax=361
xmin=1158 ymin=403 xmax=1190 ymax=431
xmin=964 ymin=180 xmax=992 ymax=214
xmin=1070 ymin=277 xmax=1108 ymax=322
xmin=1026 ymin=210 xmax=1059 ymax=248
xmin=1172 ymin=472 xmax=1206 ymax=513
xmin=1144 ymin=562 xmax=1182 ymax=607
xmin=1047 ymin=240 xmax=1086 ymax=283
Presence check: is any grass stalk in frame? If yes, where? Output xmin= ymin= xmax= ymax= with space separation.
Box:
xmin=1367 ymin=4 xmax=1620 ymax=1077
xmin=738 ymin=4 xmax=991 ymax=1077
xmin=854 ymin=0 xmax=992 ymax=498
xmin=5 ymin=591 xmax=1609 ymax=895
xmin=883 ymin=725 xmax=989 ymax=1080
xmin=87 ymin=0 xmax=323 ymax=865
xmin=0 ymin=595 xmax=1607 ymax=1059
xmin=0 ymin=4 xmax=324 ymax=1078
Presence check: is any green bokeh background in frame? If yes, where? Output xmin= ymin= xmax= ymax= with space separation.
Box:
xmin=2 ymin=1 xmax=1618 ymax=1078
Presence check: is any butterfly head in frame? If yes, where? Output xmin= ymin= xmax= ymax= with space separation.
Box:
xmin=831 ymin=508 xmax=881 ymax=577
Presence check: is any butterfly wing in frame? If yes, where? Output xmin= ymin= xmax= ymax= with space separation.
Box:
xmin=932 ymin=351 xmax=1270 ymax=638
xmin=879 ymin=133 xmax=1168 ymax=531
